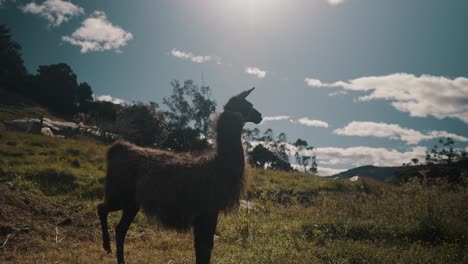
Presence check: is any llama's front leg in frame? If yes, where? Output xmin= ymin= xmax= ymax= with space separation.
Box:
xmin=97 ymin=203 xmax=112 ymax=253
xmin=193 ymin=212 xmax=219 ymax=264
xmin=115 ymin=206 xmax=139 ymax=264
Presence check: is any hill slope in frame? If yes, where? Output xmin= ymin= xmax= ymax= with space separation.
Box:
xmin=332 ymin=165 xmax=408 ymax=182
xmin=0 ymin=127 xmax=466 ymax=263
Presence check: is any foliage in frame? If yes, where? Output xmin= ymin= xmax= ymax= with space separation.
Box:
xmin=0 ymin=24 xmax=27 ymax=91
xmin=243 ymin=129 xmax=319 ymax=174
xmin=244 ymin=128 xmax=293 ymax=171
xmin=399 ymin=138 xmax=468 ymax=184
xmin=293 ymin=138 xmax=317 ymax=174
xmin=426 ymin=137 xmax=467 ymax=165
xmin=76 ymin=82 xmax=93 ymax=113
xmin=1 ymin=26 xmax=221 ymax=150
xmin=162 ymin=80 xmax=216 ymax=152
xmin=112 ymin=101 xmax=167 ymax=147
xmin=30 ymin=63 xmax=80 ymax=116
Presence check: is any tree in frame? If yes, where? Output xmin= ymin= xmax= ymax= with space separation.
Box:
xmin=244 ymin=128 xmax=293 ymax=171
xmin=88 ymin=101 xmax=122 ymax=125
xmin=275 ymin=132 xmax=290 ymax=162
xmin=32 ymin=63 xmax=79 ymax=115
xmin=0 ymin=24 xmax=27 ymax=91
xmin=162 ymin=80 xmax=217 ymax=152
xmin=293 ymin=138 xmax=317 ymax=174
xmin=248 ymin=144 xmax=276 ymax=169
xmin=398 ymin=138 xmax=468 ymax=183
xmin=261 ymin=128 xmax=274 ymax=142
xmin=114 ymin=102 xmax=167 ymax=147
xmin=76 ymin=82 xmax=93 ymax=112
xmin=426 ymin=138 xmax=466 ymax=165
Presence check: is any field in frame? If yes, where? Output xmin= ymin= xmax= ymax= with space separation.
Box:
xmin=0 ymin=126 xmax=467 ymax=263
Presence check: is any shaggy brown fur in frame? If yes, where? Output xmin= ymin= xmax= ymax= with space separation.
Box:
xmin=97 ymin=88 xmax=262 ymax=264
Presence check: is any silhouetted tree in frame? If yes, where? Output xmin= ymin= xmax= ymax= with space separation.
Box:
xmin=274 ymin=132 xmax=290 ymax=162
xmin=398 ymin=138 xmax=468 ymax=184
xmin=293 ymin=138 xmax=317 ymax=174
xmin=0 ymin=24 xmax=27 ymax=91
xmin=248 ymin=144 xmax=276 ymax=168
xmin=76 ymin=82 xmax=93 ymax=112
xmin=426 ymin=138 xmax=467 ymax=165
xmin=32 ymin=63 xmax=79 ymax=115
xmin=244 ymin=128 xmax=293 ymax=171
xmin=88 ymin=101 xmax=122 ymax=125
xmin=162 ymin=80 xmax=216 ymax=152
xmin=114 ymin=102 xmax=167 ymax=147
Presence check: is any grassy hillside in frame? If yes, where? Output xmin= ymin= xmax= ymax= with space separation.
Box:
xmin=0 ymin=127 xmax=467 ymax=263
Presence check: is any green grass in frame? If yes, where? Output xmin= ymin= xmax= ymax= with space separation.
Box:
xmin=0 ymin=127 xmax=466 ymax=263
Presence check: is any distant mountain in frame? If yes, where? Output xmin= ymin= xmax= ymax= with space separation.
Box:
xmin=331 ymin=165 xmax=408 ymax=183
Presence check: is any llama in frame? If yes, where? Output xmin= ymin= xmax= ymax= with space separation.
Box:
xmin=97 ymin=88 xmax=262 ymax=264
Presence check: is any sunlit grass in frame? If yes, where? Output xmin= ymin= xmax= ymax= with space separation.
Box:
xmin=0 ymin=128 xmax=466 ymax=263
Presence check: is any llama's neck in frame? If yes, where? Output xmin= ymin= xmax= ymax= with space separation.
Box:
xmin=213 ymin=111 xmax=247 ymax=210
xmin=215 ymin=111 xmax=245 ymax=166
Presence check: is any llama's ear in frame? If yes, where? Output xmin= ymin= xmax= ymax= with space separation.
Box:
xmin=238 ymin=87 xmax=255 ymax=99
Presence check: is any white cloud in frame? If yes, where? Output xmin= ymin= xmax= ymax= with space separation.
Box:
xmin=260 ymin=115 xmax=328 ymax=128
xmin=425 ymin=131 xmax=468 ymax=143
xmin=314 ymin=146 xmax=427 ymax=167
xmin=245 ymin=67 xmax=267 ymax=79
xmin=21 ymin=0 xmax=84 ymax=27
xmin=328 ymin=90 xmax=348 ymax=96
xmin=334 ymin=121 xmax=468 ymax=145
xmin=171 ymin=48 xmax=211 ymax=63
xmin=261 ymin=115 xmax=291 ymax=124
xmin=62 ymin=11 xmax=133 ymax=53
xmin=292 ymin=164 xmax=344 ymax=176
xmin=191 ymin=55 xmax=211 ymax=63
xmin=304 ymin=77 xmax=329 ymax=87
xmin=297 ymin=117 xmax=329 ymax=128
xmin=327 ymin=0 xmax=345 ymax=6
xmin=258 ymin=140 xmax=427 ymax=168
xmin=97 ymin=94 xmax=124 ymax=105
xmin=305 ymin=73 xmax=468 ymax=123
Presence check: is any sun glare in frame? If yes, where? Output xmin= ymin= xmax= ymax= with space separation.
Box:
xmin=226 ymin=0 xmax=283 ymax=17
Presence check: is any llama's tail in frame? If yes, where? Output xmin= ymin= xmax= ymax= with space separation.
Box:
xmin=97 ymin=203 xmax=112 ymax=253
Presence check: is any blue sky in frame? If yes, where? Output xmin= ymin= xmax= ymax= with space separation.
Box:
xmin=1 ymin=0 xmax=467 ymax=175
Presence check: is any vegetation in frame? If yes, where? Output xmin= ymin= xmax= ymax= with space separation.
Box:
xmin=0 ymin=127 xmax=466 ymax=263
xmin=162 ymin=80 xmax=217 ymax=152
xmin=1 ymin=22 xmax=466 ymax=263
xmin=398 ymin=138 xmax=468 ymax=184
xmin=0 ymin=24 xmax=217 ymax=152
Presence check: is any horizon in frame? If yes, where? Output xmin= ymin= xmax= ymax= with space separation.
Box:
xmin=1 ymin=0 xmax=467 ymax=175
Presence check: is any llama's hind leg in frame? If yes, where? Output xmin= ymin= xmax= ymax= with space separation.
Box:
xmin=193 ymin=212 xmax=219 ymax=264
xmin=116 ymin=206 xmax=139 ymax=264
xmin=97 ymin=203 xmax=112 ymax=253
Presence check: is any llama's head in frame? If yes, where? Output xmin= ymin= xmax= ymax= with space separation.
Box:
xmin=224 ymin=87 xmax=262 ymax=124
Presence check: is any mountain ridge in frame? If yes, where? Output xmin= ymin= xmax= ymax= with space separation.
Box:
xmin=331 ymin=165 xmax=408 ymax=183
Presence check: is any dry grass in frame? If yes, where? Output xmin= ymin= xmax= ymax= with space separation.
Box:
xmin=0 ymin=127 xmax=467 ymax=263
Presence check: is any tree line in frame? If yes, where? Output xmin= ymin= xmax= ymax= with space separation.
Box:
xmin=243 ymin=128 xmax=317 ymax=173
xmin=0 ymin=24 xmax=213 ymax=150
xmin=398 ymin=138 xmax=468 ymax=184
xmin=0 ymin=24 xmax=317 ymax=174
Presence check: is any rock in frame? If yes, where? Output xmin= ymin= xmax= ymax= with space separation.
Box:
xmin=40 ymin=127 xmax=54 ymax=137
